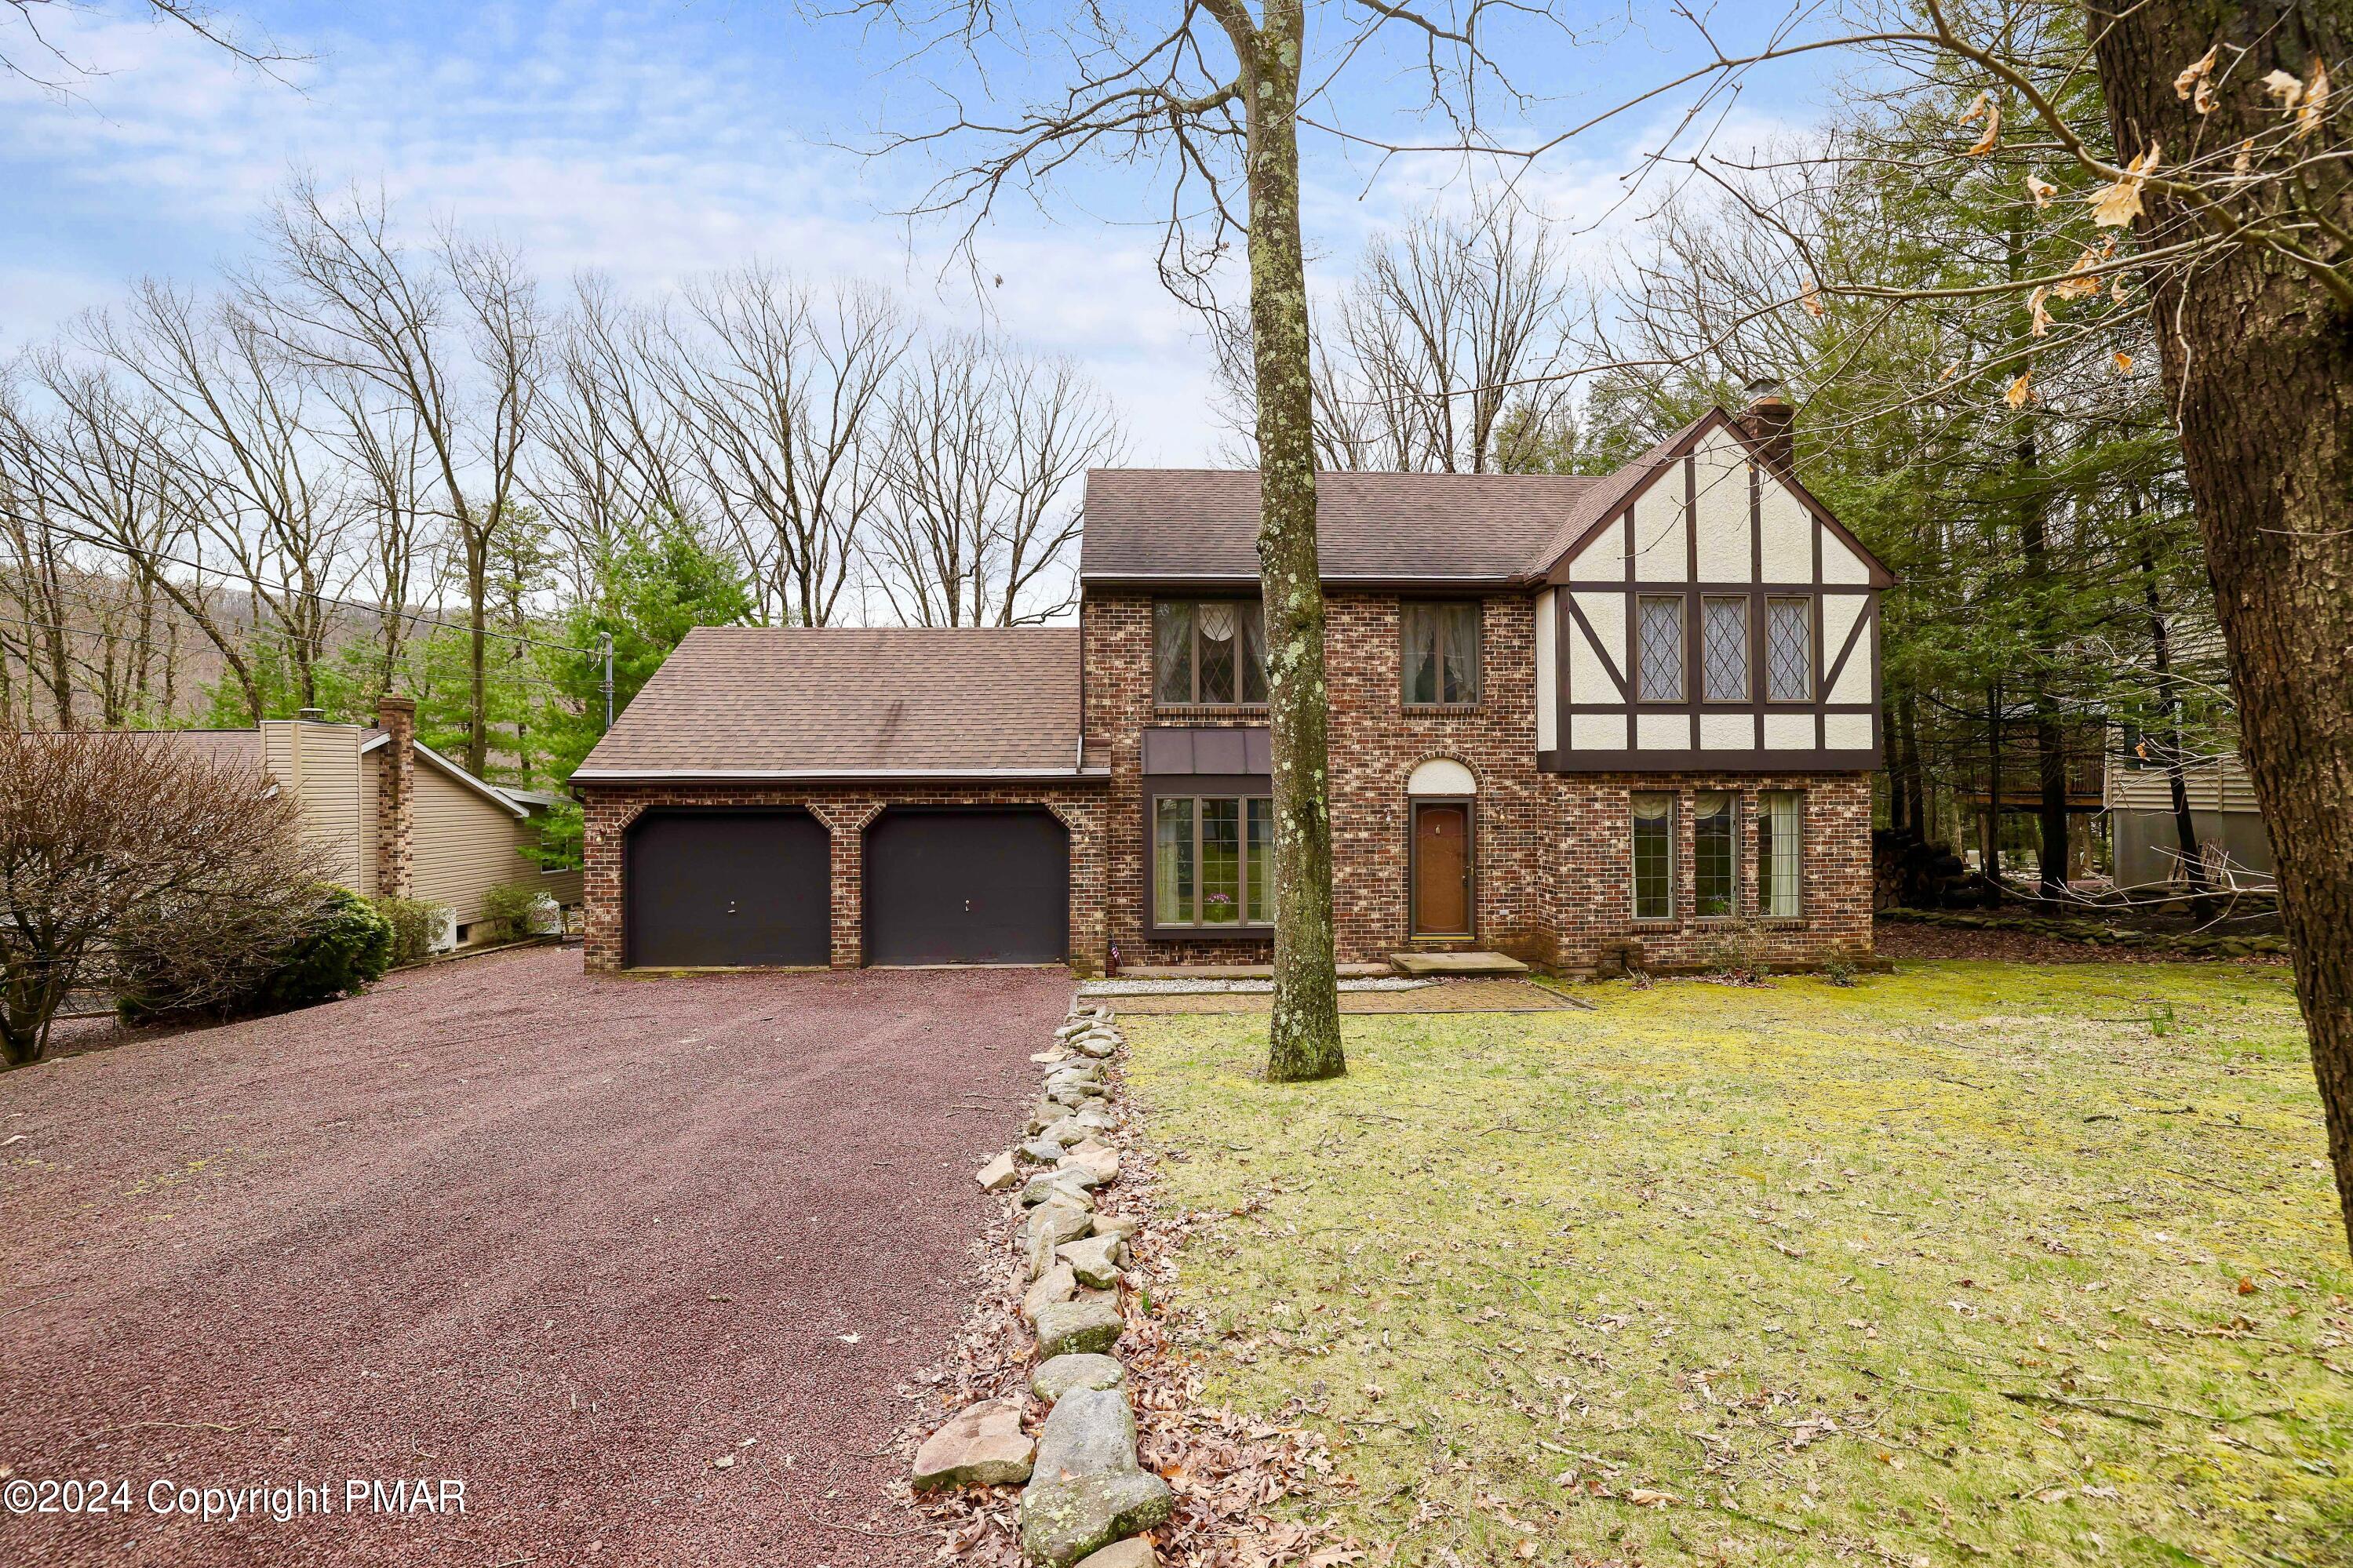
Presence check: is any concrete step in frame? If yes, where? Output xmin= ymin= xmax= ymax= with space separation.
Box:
xmin=1113 ymin=962 xmax=1393 ymax=980
xmin=1388 ymin=950 xmax=1532 ymax=977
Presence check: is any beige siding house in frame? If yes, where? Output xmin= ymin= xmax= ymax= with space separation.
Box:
xmin=157 ymin=698 xmax=581 ymax=948
xmin=2104 ymin=737 xmax=2275 ymax=890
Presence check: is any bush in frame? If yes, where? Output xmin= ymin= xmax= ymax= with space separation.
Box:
xmin=259 ymin=887 xmax=395 ymax=1006
xmin=120 ymin=884 xmax=392 ymax=1022
xmin=372 ymin=896 xmax=451 ymax=966
xmin=477 ymin=880 xmax=550 ymax=944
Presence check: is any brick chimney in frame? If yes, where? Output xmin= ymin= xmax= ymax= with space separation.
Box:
xmin=1738 ymin=375 xmax=1795 ymax=478
xmin=376 ymin=694 xmax=417 ymax=901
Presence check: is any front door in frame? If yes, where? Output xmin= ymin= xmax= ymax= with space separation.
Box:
xmin=1411 ymin=801 xmax=1473 ymax=937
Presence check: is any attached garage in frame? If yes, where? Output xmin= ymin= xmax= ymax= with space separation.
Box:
xmin=574 ymin=628 xmax=1108 ymax=973
xmin=625 ymin=807 xmax=830 ymax=967
xmin=865 ymin=807 xmax=1069 ymax=965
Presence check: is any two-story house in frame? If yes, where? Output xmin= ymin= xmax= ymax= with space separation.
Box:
xmin=570 ymin=387 xmax=1893 ymax=975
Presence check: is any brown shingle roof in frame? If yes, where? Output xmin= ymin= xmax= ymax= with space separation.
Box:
xmin=571 ymin=627 xmax=1092 ymax=780
xmin=1080 ymin=469 xmax=1602 ymax=584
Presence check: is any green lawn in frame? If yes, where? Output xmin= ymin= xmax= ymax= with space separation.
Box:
xmin=1125 ymin=962 xmax=2350 ymax=1566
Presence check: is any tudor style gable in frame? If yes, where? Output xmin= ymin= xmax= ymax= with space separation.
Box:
xmin=1532 ymin=409 xmax=1893 ymax=773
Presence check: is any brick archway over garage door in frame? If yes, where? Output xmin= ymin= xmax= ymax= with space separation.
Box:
xmin=864 ymin=806 xmax=1069 ymax=965
xmin=625 ymin=806 xmax=830 ymax=967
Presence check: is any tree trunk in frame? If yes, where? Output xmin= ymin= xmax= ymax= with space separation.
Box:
xmin=2137 ymin=534 xmax=2214 ymax=924
xmin=2092 ymin=2 xmax=2353 ymax=1248
xmin=465 ymin=516 xmax=491 ymax=776
xmin=1242 ymin=0 xmax=1343 ymax=1082
xmin=1981 ymin=683 xmax=2004 ymax=908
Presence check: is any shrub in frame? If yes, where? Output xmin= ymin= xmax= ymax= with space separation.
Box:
xmin=477 ymin=880 xmax=550 ymax=944
xmin=372 ymin=896 xmax=451 ymax=966
xmin=0 ymin=730 xmax=330 ymax=1064
xmin=119 ymin=884 xmax=392 ymax=1021
xmin=258 ymin=887 xmax=395 ymax=1006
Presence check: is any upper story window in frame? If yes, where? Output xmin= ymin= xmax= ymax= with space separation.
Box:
xmin=1402 ymin=602 xmax=1481 ymax=706
xmin=1702 ymin=596 xmax=1750 ymax=702
xmin=1636 ymin=595 xmax=1685 ymax=701
xmin=1155 ymin=600 xmax=1266 ymax=706
xmin=1765 ymin=597 xmax=1813 ymax=702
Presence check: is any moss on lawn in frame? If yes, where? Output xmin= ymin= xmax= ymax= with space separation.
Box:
xmin=1126 ymin=962 xmax=2351 ymax=1566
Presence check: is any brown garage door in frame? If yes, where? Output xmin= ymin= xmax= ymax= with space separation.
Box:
xmin=863 ymin=807 xmax=1068 ymax=965
xmin=625 ymin=808 xmax=829 ymax=967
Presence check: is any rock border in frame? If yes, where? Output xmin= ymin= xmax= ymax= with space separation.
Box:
xmin=905 ymin=1002 xmax=1170 ymax=1568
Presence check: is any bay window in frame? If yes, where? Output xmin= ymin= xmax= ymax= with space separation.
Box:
xmin=1153 ymin=794 xmax=1276 ymax=928
xmin=1631 ymin=792 xmax=1674 ymax=920
xmin=1694 ymin=790 xmax=1737 ymax=916
xmin=1759 ymin=790 xmax=1803 ymax=916
xmin=1155 ymin=600 xmax=1266 ymax=706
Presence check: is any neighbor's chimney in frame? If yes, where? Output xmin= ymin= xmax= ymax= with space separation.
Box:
xmin=376 ymin=694 xmax=417 ymax=901
xmin=1739 ymin=375 xmax=1795 ymax=478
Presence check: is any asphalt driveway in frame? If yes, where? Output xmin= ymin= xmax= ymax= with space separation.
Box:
xmin=0 ymin=947 xmax=1069 ymax=1567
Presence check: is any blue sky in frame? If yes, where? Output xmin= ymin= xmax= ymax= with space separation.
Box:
xmin=2 ymin=1 xmax=1846 ymax=462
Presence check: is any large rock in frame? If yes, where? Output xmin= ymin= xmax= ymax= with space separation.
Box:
xmin=1072 ymin=1108 xmax=1118 ymax=1133
xmin=1070 ymin=1035 xmax=1119 ymax=1060
xmin=976 ymin=1152 xmax=1019 ymax=1191
xmin=1022 ymin=1264 xmax=1079 ymax=1324
xmin=1074 ymin=1537 xmax=1156 ymax=1568
xmin=1091 ymin=1213 xmax=1139 ymax=1242
xmin=1047 ymin=1059 xmax=1102 ymax=1084
xmin=1030 ymin=1353 xmax=1125 ymax=1405
xmin=1032 ymin=1387 xmax=1138 ymax=1479
xmin=1055 ymin=1233 xmax=1124 ymax=1290
xmin=1022 ymin=1170 xmax=1098 ymax=1207
xmin=1046 ymin=1082 xmax=1098 ymax=1108
xmin=1060 ymin=1140 xmax=1119 ymax=1185
xmin=1022 ymin=1200 xmax=1095 ymax=1249
xmin=1020 ymin=1138 xmax=1068 ymax=1165
xmin=911 ymin=1400 xmax=1034 ymax=1490
xmin=1019 ymin=1470 xmax=1172 ymax=1565
xmin=1032 ymin=1294 xmax=1124 ymax=1359
xmin=1040 ymin=1117 xmax=1091 ymax=1148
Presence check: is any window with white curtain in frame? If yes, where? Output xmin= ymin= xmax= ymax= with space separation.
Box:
xmin=1759 ymin=791 xmax=1803 ymax=916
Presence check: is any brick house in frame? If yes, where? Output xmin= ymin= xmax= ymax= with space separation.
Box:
xmin=571 ymin=391 xmax=1892 ymax=975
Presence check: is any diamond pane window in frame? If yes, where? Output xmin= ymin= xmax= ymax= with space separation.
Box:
xmin=1702 ymin=596 xmax=1750 ymax=702
xmin=1694 ymin=790 xmax=1736 ymax=916
xmin=1637 ymin=595 xmax=1685 ymax=701
xmin=1766 ymin=596 xmax=1812 ymax=702
xmin=1153 ymin=600 xmax=1266 ymax=705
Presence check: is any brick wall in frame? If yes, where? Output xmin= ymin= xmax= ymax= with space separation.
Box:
xmin=1084 ymin=589 xmax=1873 ymax=972
xmin=577 ymin=782 xmax=1109 ymax=973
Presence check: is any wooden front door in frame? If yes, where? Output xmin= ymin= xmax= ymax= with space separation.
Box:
xmin=1411 ymin=801 xmax=1473 ymax=937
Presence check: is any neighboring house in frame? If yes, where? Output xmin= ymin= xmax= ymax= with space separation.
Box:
xmin=571 ymin=385 xmax=1895 ymax=975
xmin=2104 ymin=733 xmax=2275 ymax=890
xmin=147 ymin=698 xmax=583 ymax=947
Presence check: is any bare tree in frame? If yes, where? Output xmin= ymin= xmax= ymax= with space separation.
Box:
xmin=657 ymin=267 xmax=908 ymax=627
xmin=0 ymin=351 xmax=262 ymax=723
xmin=869 ymin=333 xmax=1124 ymax=626
xmin=253 ymin=179 xmax=541 ymax=773
xmin=1220 ymin=198 xmax=1583 ymax=472
xmin=90 ymin=281 xmax=359 ymax=711
xmin=528 ymin=275 xmax=698 ymax=602
xmin=0 ymin=729 xmax=326 ymax=1066
xmin=2 ymin=0 xmax=298 ymax=92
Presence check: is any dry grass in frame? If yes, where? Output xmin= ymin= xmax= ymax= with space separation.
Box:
xmin=1124 ymin=961 xmax=2350 ymax=1566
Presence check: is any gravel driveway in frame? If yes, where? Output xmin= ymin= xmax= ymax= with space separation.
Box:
xmin=0 ymin=947 xmax=1069 ymax=1566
